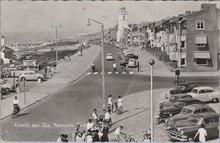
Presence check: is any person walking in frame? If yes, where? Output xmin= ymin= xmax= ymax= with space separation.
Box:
xmin=91 ymin=62 xmax=95 ymax=72
xmin=92 ymin=130 xmax=100 ymax=142
xmin=194 ymin=123 xmax=207 ymax=142
xmin=113 ymin=61 xmax=117 ymax=72
xmin=72 ymin=123 xmax=81 ymax=142
xmin=101 ymin=123 xmax=109 ymax=142
xmin=117 ymin=96 xmax=123 ymax=115
xmin=107 ymin=95 xmax=113 ymax=113
xmin=91 ymin=108 xmax=98 ymax=123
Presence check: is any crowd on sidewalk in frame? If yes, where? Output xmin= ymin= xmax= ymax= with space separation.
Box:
xmin=56 ymin=95 xmax=151 ymax=142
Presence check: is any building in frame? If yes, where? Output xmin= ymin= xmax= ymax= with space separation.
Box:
xmin=117 ymin=6 xmax=129 ymax=42
xmin=145 ymin=3 xmax=219 ymax=72
xmin=1 ymin=36 xmax=15 ymax=64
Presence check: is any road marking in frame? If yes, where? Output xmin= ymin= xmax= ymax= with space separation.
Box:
xmin=122 ymin=72 xmax=126 ymax=74
xmin=115 ymin=72 xmax=119 ymax=74
xmin=87 ymin=72 xmax=92 ymax=75
xmin=108 ymin=72 xmax=112 ymax=74
xmin=93 ymin=72 xmax=98 ymax=75
xmin=129 ymin=72 xmax=134 ymax=74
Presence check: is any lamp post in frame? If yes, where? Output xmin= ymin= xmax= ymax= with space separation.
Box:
xmin=149 ymin=59 xmax=155 ymax=142
xmin=87 ymin=18 xmax=106 ymax=109
xmin=51 ymin=25 xmax=62 ymax=63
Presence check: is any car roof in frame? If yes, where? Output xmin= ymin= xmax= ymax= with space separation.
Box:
xmin=192 ymin=86 xmax=213 ymax=90
xmin=190 ymin=112 xmax=219 ymax=119
xmin=183 ymin=104 xmax=209 ymax=110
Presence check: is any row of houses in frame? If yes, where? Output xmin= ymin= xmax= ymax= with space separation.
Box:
xmin=139 ymin=3 xmax=219 ymax=72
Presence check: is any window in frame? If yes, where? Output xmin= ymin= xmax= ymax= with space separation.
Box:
xmin=181 ymin=58 xmax=186 ymax=66
xmin=196 ymin=21 xmax=205 ymax=30
xmin=201 ymin=108 xmax=208 ymax=112
xmin=196 ymin=59 xmax=208 ymax=65
xmin=199 ymin=89 xmax=206 ymax=94
xmin=214 ymin=117 xmax=219 ymax=122
xmin=123 ymin=15 xmax=125 ymax=20
xmin=206 ymin=89 xmax=214 ymax=93
xmin=181 ymin=41 xmax=186 ymax=49
xmin=194 ymin=109 xmax=201 ymax=114
xmin=204 ymin=117 xmax=214 ymax=124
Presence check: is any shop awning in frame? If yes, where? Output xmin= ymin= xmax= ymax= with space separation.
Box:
xmin=194 ymin=52 xmax=210 ymax=59
xmin=195 ymin=36 xmax=207 ymax=44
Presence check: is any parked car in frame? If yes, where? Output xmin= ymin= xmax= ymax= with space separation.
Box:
xmin=166 ymin=104 xmax=215 ymax=126
xmin=106 ymin=53 xmax=114 ymax=61
xmin=128 ymin=58 xmax=137 ymax=68
xmin=167 ymin=112 xmax=219 ymax=142
xmin=160 ymin=93 xmax=193 ymax=104
xmin=0 ymin=79 xmax=15 ymax=92
xmin=18 ymin=70 xmax=46 ymax=81
xmin=1 ymin=87 xmax=9 ymax=97
xmin=159 ymin=98 xmax=203 ymax=123
xmin=187 ymin=86 xmax=219 ymax=103
xmin=170 ymin=82 xmax=198 ymax=94
xmin=160 ymin=94 xmax=194 ymax=109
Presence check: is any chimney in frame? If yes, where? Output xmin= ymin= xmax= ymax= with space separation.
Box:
xmin=185 ymin=11 xmax=191 ymax=15
xmin=201 ymin=3 xmax=216 ymax=11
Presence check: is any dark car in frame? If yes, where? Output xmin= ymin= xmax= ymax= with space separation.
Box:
xmin=170 ymin=82 xmax=198 ymax=94
xmin=167 ymin=112 xmax=219 ymax=142
xmin=166 ymin=104 xmax=216 ymax=126
xmin=124 ymin=53 xmax=139 ymax=60
xmin=159 ymin=98 xmax=202 ymax=123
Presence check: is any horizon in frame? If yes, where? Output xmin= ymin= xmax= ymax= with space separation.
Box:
xmin=1 ymin=1 xmax=219 ymax=45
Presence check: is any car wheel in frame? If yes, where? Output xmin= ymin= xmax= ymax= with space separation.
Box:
xmin=37 ymin=77 xmax=42 ymax=83
xmin=188 ymin=137 xmax=194 ymax=142
xmin=212 ymin=98 xmax=219 ymax=103
xmin=6 ymin=88 xmax=10 ymax=92
xmin=21 ymin=77 xmax=26 ymax=81
xmin=5 ymin=74 xmax=10 ymax=78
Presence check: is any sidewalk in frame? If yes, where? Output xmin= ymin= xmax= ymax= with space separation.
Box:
xmin=1 ymin=45 xmax=101 ymax=119
xmin=128 ymin=46 xmax=219 ymax=77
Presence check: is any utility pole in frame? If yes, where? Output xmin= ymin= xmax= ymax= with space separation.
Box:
xmin=51 ymin=25 xmax=62 ymax=63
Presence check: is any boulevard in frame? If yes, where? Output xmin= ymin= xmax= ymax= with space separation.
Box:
xmin=1 ymin=44 xmax=218 ymax=141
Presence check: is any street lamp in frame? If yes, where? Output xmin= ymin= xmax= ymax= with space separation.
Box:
xmin=149 ymin=59 xmax=155 ymax=142
xmin=51 ymin=25 xmax=62 ymax=63
xmin=87 ymin=18 xmax=106 ymax=109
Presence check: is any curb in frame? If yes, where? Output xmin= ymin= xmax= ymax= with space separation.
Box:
xmin=1 ymin=46 xmax=101 ymax=120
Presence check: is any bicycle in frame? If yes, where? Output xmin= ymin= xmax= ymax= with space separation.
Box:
xmin=11 ymin=105 xmax=20 ymax=119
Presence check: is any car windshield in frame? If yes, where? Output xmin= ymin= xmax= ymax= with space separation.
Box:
xmin=181 ymin=108 xmax=193 ymax=114
xmin=191 ymin=89 xmax=198 ymax=93
xmin=187 ymin=116 xmax=202 ymax=124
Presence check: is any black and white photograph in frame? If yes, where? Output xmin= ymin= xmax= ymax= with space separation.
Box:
xmin=0 ymin=0 xmax=219 ymax=142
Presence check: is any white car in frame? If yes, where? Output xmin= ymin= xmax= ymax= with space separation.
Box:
xmin=19 ymin=70 xmax=46 ymax=81
xmin=0 ymin=79 xmax=15 ymax=92
xmin=128 ymin=59 xmax=137 ymax=68
xmin=106 ymin=53 xmax=113 ymax=60
xmin=187 ymin=86 xmax=219 ymax=102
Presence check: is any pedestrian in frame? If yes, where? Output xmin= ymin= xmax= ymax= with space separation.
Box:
xmin=86 ymin=132 xmax=93 ymax=142
xmin=57 ymin=134 xmax=64 ymax=142
xmin=62 ymin=134 xmax=68 ymax=142
xmin=87 ymin=119 xmax=94 ymax=133
xmin=92 ymin=130 xmax=100 ymax=142
xmin=101 ymin=123 xmax=109 ymax=142
xmin=114 ymin=126 xmax=126 ymax=140
xmin=120 ymin=61 xmax=124 ymax=71
xmin=113 ymin=101 xmax=118 ymax=113
xmin=76 ymin=131 xmax=85 ymax=142
xmin=72 ymin=123 xmax=81 ymax=142
xmin=137 ymin=60 xmax=140 ymax=72
xmin=91 ymin=108 xmax=98 ymax=123
xmin=107 ymin=95 xmax=113 ymax=113
xmin=91 ymin=62 xmax=95 ymax=72
xmin=113 ymin=61 xmax=117 ymax=72
xmin=194 ymin=123 xmax=207 ymax=142
xmin=117 ymin=96 xmax=123 ymax=114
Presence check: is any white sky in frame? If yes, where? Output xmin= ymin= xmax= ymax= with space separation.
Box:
xmin=1 ymin=1 xmax=219 ymax=42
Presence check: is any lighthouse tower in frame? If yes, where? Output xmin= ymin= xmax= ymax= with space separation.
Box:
xmin=117 ymin=6 xmax=128 ymax=42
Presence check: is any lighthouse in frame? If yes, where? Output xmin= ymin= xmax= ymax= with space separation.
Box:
xmin=117 ymin=6 xmax=128 ymax=42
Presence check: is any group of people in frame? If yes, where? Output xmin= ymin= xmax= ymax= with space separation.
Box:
xmin=57 ymin=95 xmax=125 ymax=142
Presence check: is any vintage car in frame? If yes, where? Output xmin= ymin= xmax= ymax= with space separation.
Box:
xmin=170 ymin=82 xmax=198 ymax=94
xmin=187 ymin=86 xmax=219 ymax=103
xmin=19 ymin=70 xmax=46 ymax=82
xmin=166 ymin=104 xmax=216 ymax=126
xmin=167 ymin=112 xmax=219 ymax=142
xmin=159 ymin=98 xmax=202 ymax=123
xmin=106 ymin=53 xmax=114 ymax=61
xmin=160 ymin=93 xmax=193 ymax=104
xmin=0 ymin=79 xmax=15 ymax=92
xmin=128 ymin=59 xmax=137 ymax=68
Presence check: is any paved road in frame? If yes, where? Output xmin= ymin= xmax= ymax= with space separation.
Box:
xmin=1 ymin=44 xmax=219 ymax=141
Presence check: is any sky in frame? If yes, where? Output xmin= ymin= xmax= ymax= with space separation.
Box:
xmin=1 ymin=1 xmax=219 ymax=44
